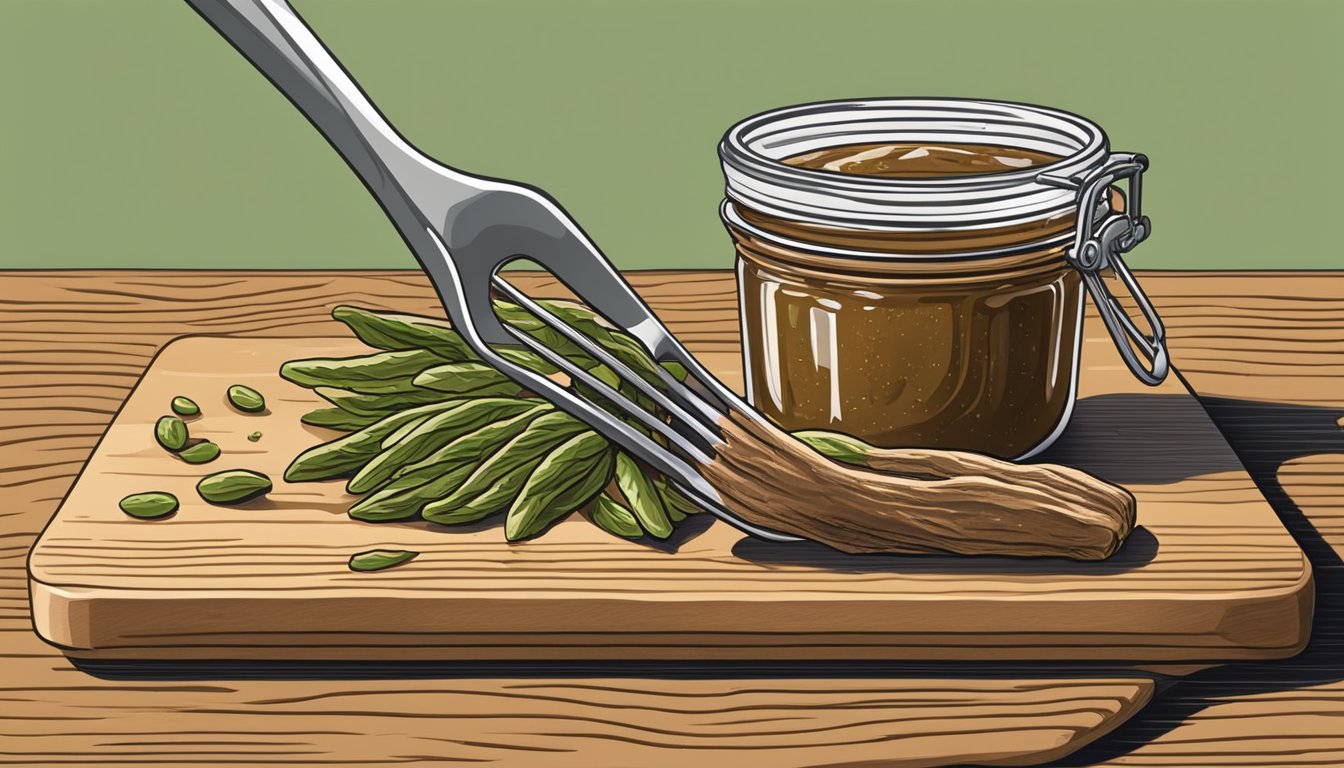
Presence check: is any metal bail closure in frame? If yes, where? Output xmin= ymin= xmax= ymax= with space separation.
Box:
xmin=1038 ymin=153 xmax=1169 ymax=386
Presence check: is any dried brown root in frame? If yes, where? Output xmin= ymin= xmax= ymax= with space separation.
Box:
xmin=704 ymin=413 xmax=1136 ymax=561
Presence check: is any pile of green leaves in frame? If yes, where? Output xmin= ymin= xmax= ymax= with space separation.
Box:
xmin=283 ymin=302 xmax=700 ymax=541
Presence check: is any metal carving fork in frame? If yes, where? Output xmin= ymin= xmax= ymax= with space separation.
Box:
xmin=186 ymin=0 xmax=802 ymax=542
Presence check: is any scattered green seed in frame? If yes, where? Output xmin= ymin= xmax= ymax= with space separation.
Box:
xmin=118 ymin=491 xmax=179 ymax=520
xmin=154 ymin=415 xmax=189 ymax=452
xmin=348 ymin=549 xmax=419 ymax=572
xmin=349 ymin=548 xmax=416 ymax=572
xmin=197 ymin=469 xmax=272 ymax=505
xmin=247 ymin=431 xmax=262 ymax=443
xmin=227 ymin=384 xmax=266 ymax=413
xmin=179 ymin=441 xmax=221 ymax=464
xmin=170 ymin=396 xmax=199 ymax=416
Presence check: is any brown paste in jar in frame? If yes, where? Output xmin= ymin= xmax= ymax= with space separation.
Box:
xmin=732 ymin=143 xmax=1082 ymax=458
xmin=783 ymin=142 xmax=1060 ymax=178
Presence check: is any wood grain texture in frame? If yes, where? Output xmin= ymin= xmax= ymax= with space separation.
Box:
xmin=1 ymin=270 xmax=1341 ymax=766
xmin=0 ymin=667 xmax=1152 ymax=768
xmin=28 ymin=326 xmax=1308 ymax=663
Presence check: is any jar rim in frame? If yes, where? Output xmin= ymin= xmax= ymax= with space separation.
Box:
xmin=719 ymin=97 xmax=1111 ymax=233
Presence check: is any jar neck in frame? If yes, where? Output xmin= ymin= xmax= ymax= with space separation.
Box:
xmin=734 ymin=203 xmax=1077 ymax=256
xmin=726 ymin=213 xmax=1072 ymax=282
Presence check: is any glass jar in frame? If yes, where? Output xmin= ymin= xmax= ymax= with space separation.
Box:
xmin=719 ymin=98 xmax=1167 ymax=459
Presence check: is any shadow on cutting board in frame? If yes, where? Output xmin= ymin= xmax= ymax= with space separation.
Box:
xmin=732 ymin=526 xmax=1157 ymax=575
xmin=1036 ymin=392 xmax=1246 ymax=484
xmin=1060 ymin=393 xmax=1344 ymax=765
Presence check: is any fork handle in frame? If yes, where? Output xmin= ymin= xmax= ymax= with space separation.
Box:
xmin=184 ymin=0 xmax=466 ymax=236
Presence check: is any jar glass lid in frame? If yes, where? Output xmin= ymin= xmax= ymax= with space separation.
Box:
xmin=719 ymin=98 xmax=1110 ymax=232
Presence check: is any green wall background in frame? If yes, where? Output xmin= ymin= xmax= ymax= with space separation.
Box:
xmin=2 ymin=0 xmax=1339 ymax=270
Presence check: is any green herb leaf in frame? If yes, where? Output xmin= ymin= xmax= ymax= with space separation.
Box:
xmin=284 ymin=400 xmax=462 ymax=482
xmin=346 ymin=398 xmax=542 ymax=494
xmin=349 ymin=405 xmax=554 ymax=523
xmin=281 ymin=350 xmax=447 ymax=395
xmin=301 ymin=407 xmax=383 ymax=432
xmin=332 ymin=305 xmax=474 ymax=356
xmin=613 ymin=451 xmax=673 ymax=539
xmin=654 ymin=475 xmax=701 ymax=522
xmin=505 ymin=432 xmax=613 ymax=541
xmin=315 ymin=386 xmax=452 ymax=417
xmin=420 ymin=410 xmax=588 ymax=525
xmin=411 ymin=362 xmax=519 ymax=396
xmin=590 ymin=492 xmax=642 ymax=539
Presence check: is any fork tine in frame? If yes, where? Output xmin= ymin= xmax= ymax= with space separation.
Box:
xmin=498 ymin=320 xmax=715 ymax=466
xmin=491 ymin=277 xmax=723 ymax=448
xmin=486 ymin=323 xmax=800 ymax=542
xmin=483 ymin=334 xmax=719 ymax=496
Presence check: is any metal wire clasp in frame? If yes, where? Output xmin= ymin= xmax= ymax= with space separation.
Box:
xmin=1038 ymin=153 xmax=1169 ymax=386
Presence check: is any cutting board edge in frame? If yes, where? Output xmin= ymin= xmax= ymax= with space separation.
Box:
xmin=28 ymin=568 xmax=1314 ymax=663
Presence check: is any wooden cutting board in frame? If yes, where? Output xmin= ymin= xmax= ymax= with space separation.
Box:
xmin=29 ymin=333 xmax=1312 ymax=662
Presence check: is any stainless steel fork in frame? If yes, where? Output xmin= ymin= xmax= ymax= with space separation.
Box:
xmin=186 ymin=0 xmax=802 ymax=542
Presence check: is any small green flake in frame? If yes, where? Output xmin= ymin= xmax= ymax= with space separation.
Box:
xmin=247 ymin=431 xmax=263 ymax=442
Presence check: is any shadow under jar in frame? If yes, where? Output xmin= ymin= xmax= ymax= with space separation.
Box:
xmin=720 ymin=98 xmax=1168 ymax=459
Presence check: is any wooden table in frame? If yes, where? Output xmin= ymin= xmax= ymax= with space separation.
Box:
xmin=3 ymin=270 xmax=1341 ymax=766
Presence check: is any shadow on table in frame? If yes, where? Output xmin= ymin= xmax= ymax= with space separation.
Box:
xmin=1060 ymin=393 xmax=1344 ymax=765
